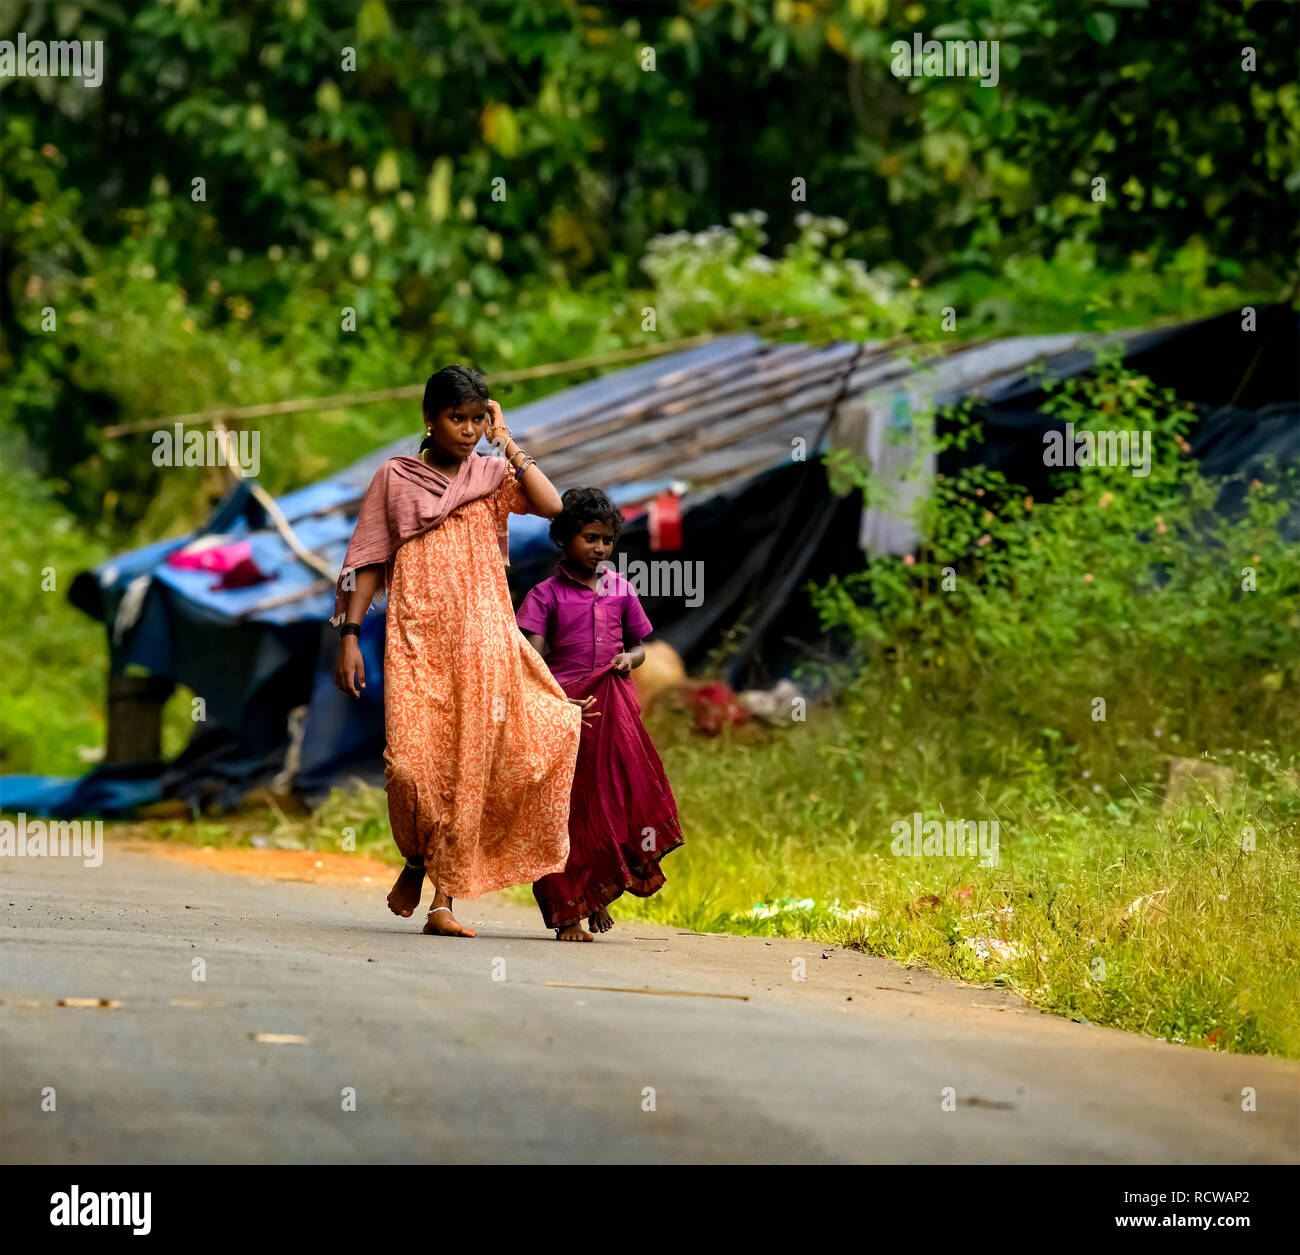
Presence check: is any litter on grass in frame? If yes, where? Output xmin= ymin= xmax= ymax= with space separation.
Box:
xmin=1124 ymin=889 xmax=1170 ymax=919
xmin=828 ymin=902 xmax=879 ymax=922
xmin=741 ymin=898 xmax=879 ymax=923
xmin=742 ymin=897 xmax=816 ymax=920
xmin=962 ymin=905 xmax=1015 ymax=923
xmin=964 ymin=937 xmax=1028 ymax=964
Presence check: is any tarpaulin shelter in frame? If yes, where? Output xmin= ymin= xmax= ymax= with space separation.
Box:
xmin=4 ymin=305 xmax=1295 ymax=817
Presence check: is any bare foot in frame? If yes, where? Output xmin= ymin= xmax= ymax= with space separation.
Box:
xmin=555 ymin=922 xmax=593 ymax=942
xmin=387 ymin=859 xmax=425 ymax=917
xmin=588 ymin=905 xmax=614 ymax=934
xmin=422 ymin=897 xmax=477 ymax=937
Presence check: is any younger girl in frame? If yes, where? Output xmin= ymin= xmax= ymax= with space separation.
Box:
xmin=517 ymin=487 xmax=683 ymax=941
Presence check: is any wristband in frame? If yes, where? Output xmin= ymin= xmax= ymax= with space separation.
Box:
xmin=340 ymin=623 xmax=361 ymax=638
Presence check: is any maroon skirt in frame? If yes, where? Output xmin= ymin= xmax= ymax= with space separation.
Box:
xmin=532 ymin=664 xmax=683 ymax=929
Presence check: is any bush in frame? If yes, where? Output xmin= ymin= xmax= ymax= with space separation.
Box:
xmin=813 ymin=357 xmax=1300 ymax=796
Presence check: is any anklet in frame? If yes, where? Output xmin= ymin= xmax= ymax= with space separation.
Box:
xmin=429 ymin=906 xmax=452 ymax=915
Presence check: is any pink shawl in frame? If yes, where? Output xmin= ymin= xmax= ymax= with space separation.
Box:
xmin=332 ymin=453 xmax=509 ymax=623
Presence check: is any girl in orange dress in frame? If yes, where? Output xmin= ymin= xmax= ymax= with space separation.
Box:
xmin=332 ymin=365 xmax=584 ymax=937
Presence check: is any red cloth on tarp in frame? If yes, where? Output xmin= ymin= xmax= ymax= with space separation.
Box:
xmin=532 ymin=663 xmax=683 ymax=929
xmin=211 ymin=556 xmax=274 ymax=590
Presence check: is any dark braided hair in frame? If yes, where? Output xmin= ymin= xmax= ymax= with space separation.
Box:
xmin=550 ymin=486 xmax=624 ymax=548
xmin=420 ymin=364 xmax=488 ymax=456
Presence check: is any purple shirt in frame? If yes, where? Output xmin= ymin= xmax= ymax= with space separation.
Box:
xmin=516 ymin=562 xmax=653 ymax=689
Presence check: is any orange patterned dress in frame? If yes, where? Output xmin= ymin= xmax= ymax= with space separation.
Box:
xmin=382 ymin=472 xmax=581 ymax=898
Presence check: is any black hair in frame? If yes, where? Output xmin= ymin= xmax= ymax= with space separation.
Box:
xmin=420 ymin=364 xmax=489 ymax=455
xmin=550 ymin=486 xmax=624 ymax=548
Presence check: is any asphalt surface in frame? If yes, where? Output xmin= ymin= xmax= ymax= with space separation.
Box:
xmin=2 ymin=843 xmax=1297 ymax=1164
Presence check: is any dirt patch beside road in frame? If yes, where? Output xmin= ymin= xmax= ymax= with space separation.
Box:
xmin=117 ymin=839 xmax=395 ymax=886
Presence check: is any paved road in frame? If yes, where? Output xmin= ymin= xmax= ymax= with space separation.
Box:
xmin=2 ymin=843 xmax=1297 ymax=1164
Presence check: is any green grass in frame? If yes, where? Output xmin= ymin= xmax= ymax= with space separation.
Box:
xmin=596 ymin=709 xmax=1299 ymax=1058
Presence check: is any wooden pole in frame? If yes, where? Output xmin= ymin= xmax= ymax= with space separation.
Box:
xmin=99 ymin=312 xmax=856 ymax=438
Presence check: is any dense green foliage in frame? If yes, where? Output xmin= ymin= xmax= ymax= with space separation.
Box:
xmin=3 ymin=0 xmax=1296 ymax=541
xmin=815 ymin=357 xmax=1298 ymax=747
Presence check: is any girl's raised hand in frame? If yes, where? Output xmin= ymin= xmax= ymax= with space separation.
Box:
xmin=484 ymin=399 xmax=509 ymax=449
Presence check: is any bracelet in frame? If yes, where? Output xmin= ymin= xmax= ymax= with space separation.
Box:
xmin=340 ymin=623 xmax=361 ymax=638
xmin=513 ymin=456 xmax=536 ymax=480
xmin=507 ymin=444 xmax=527 ymax=464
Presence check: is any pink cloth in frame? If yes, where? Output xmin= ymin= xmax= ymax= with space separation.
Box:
xmin=515 ymin=562 xmax=654 ymax=689
xmin=168 ymin=539 xmax=252 ymax=573
xmin=333 ymin=453 xmax=508 ymax=623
